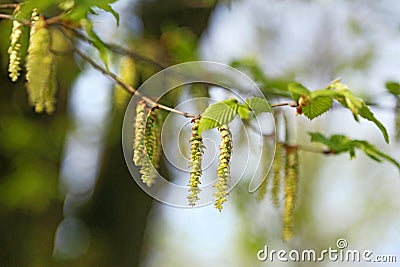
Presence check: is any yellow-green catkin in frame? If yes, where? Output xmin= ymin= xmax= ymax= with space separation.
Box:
xmin=137 ymin=108 xmax=162 ymax=187
xmin=133 ymin=101 xmax=147 ymax=166
xmin=214 ymin=125 xmax=233 ymax=211
xmin=187 ymin=117 xmax=204 ymax=206
xmin=271 ymin=142 xmax=284 ymax=208
xmin=395 ymin=97 xmax=400 ymax=142
xmin=257 ymin=137 xmax=273 ymax=202
xmin=26 ymin=12 xmax=56 ymax=113
xmin=139 ymin=156 xmax=156 ymax=187
xmin=8 ymin=5 xmax=23 ymax=82
xmin=257 ymin=175 xmax=268 ymax=202
xmin=145 ymin=108 xmax=162 ymax=168
xmin=282 ymin=146 xmax=299 ymax=241
xmin=114 ymin=56 xmax=135 ymax=111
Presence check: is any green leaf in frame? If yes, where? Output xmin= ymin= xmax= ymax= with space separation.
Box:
xmin=230 ymin=59 xmax=291 ymax=98
xmin=385 ymin=81 xmax=400 ymax=96
xmin=309 ymin=132 xmax=355 ymax=155
xmin=62 ymin=0 xmax=118 ymax=24
xmin=288 ymin=82 xmax=310 ymax=101
xmin=245 ymin=97 xmax=271 ymax=115
xmin=288 ymin=83 xmax=333 ymax=119
xmin=20 ymin=0 xmax=62 ymax=18
xmin=96 ymin=3 xmax=120 ymax=26
xmin=302 ymin=96 xmax=333 ymax=120
xmin=357 ymin=104 xmax=389 ymax=143
xmin=308 ymin=81 xmax=389 ymax=143
xmin=237 ymin=105 xmax=250 ymax=119
xmin=352 ymin=140 xmax=400 ymax=170
xmin=309 ymin=132 xmax=400 ymax=171
xmin=334 ymin=88 xmax=389 ymax=143
xmin=81 ymin=19 xmax=111 ymax=70
xmin=198 ymin=99 xmax=239 ymax=135
xmin=20 ymin=1 xmax=120 ymax=27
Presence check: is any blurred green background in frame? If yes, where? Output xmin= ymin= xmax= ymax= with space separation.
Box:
xmin=0 ymin=0 xmax=399 ymax=266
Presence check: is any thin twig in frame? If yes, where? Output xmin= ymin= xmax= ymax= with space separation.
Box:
xmin=73 ymin=48 xmax=197 ymax=118
xmin=62 ymin=26 xmax=299 ymax=117
xmin=0 ymin=13 xmax=14 ymax=20
xmin=270 ymin=101 xmax=297 ymax=108
xmin=0 ymin=4 xmax=19 ymax=9
xmin=296 ymin=144 xmax=333 ymax=154
xmin=283 ymin=142 xmax=333 ymax=154
xmin=46 ymin=14 xmax=64 ymax=25
xmin=247 ymin=123 xmax=333 ymax=155
xmin=60 ymin=24 xmax=166 ymax=70
xmin=0 ymin=13 xmax=31 ymax=26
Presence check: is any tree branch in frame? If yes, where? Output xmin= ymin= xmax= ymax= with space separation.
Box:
xmin=270 ymin=101 xmax=297 ymax=108
xmin=0 ymin=13 xmax=14 ymax=20
xmin=281 ymin=142 xmax=333 ymax=155
xmin=294 ymin=144 xmax=333 ymax=154
xmin=249 ymin=124 xmax=333 ymax=155
xmin=0 ymin=13 xmax=32 ymax=26
xmin=73 ymin=45 xmax=299 ymax=119
xmin=60 ymin=24 xmax=166 ymax=70
xmin=0 ymin=4 xmax=19 ymax=9
xmin=73 ymin=48 xmax=197 ymax=118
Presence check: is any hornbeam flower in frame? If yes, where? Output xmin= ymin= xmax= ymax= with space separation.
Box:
xmin=187 ymin=117 xmax=204 ymax=206
xmin=214 ymin=125 xmax=232 ymax=211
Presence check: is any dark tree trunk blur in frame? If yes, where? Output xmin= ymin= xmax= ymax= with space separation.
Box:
xmin=0 ymin=0 xmax=215 ymax=265
xmin=79 ymin=2 xmax=215 ymax=265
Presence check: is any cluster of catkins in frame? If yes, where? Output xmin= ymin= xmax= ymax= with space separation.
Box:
xmin=132 ymin=106 xmax=233 ymax=210
xmin=133 ymin=101 xmax=162 ymax=187
xmin=186 ymin=119 xmax=233 ymax=210
xmin=8 ymin=8 xmax=57 ymax=113
xmin=258 ymin=140 xmax=299 ymax=241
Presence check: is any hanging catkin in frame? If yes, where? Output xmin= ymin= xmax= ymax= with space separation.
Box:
xmin=145 ymin=108 xmax=162 ymax=169
xmin=133 ymin=101 xmax=147 ymax=166
xmin=257 ymin=136 xmax=273 ymax=202
xmin=187 ymin=117 xmax=204 ymax=206
xmin=136 ymin=108 xmax=162 ymax=187
xmin=395 ymin=97 xmax=400 ymax=142
xmin=8 ymin=5 xmax=23 ymax=82
xmin=271 ymin=142 xmax=284 ymax=208
xmin=133 ymin=102 xmax=163 ymax=187
xmin=214 ymin=125 xmax=233 ymax=211
xmin=282 ymin=146 xmax=299 ymax=241
xmin=26 ymin=13 xmax=57 ymax=113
